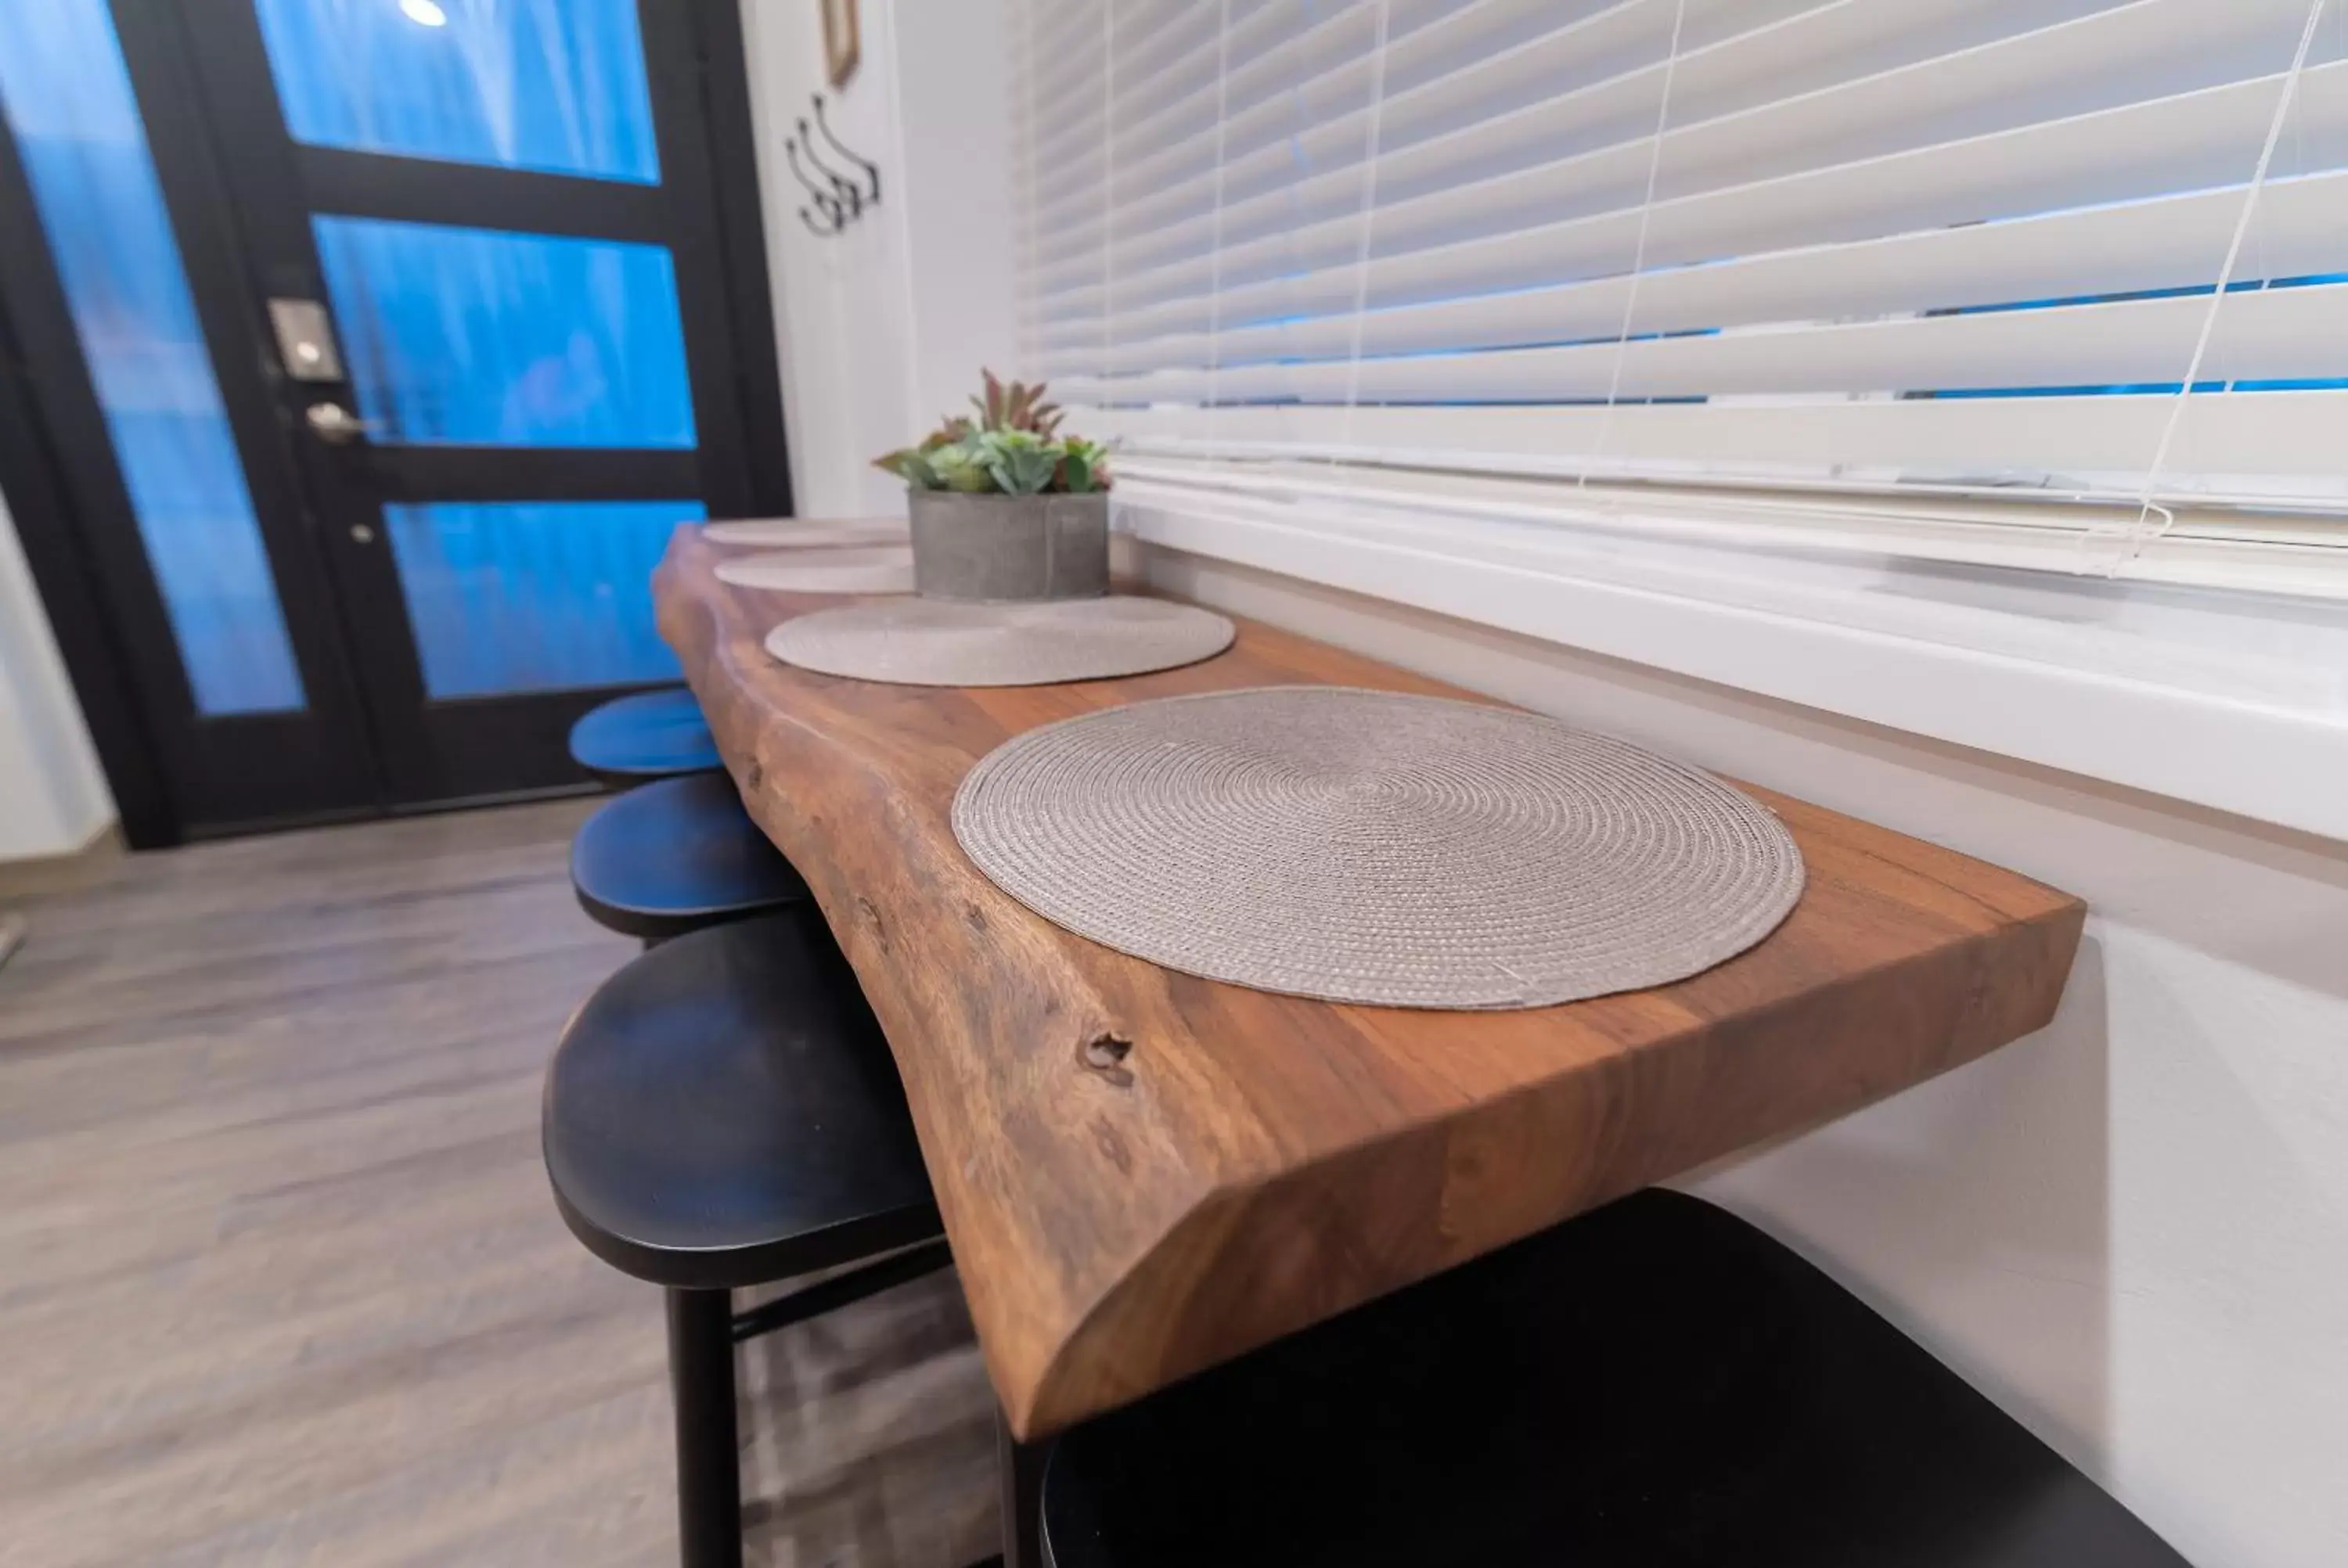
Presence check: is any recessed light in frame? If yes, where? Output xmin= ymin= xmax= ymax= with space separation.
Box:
xmin=401 ymin=0 xmax=448 ymax=26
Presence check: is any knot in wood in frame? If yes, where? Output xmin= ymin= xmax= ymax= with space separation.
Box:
xmin=1079 ymin=1032 xmax=1134 ymax=1088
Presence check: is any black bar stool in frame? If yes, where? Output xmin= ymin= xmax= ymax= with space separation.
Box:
xmin=544 ymin=908 xmax=951 ymax=1568
xmin=570 ymin=772 xmax=808 ymax=943
xmin=569 ymin=686 xmax=724 ymax=790
xmin=1039 ymin=1189 xmax=2187 ymax=1568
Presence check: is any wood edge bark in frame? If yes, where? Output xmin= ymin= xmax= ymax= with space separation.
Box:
xmin=1016 ymin=894 xmax=2086 ymax=1439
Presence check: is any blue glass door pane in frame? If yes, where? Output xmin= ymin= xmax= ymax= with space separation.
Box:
xmin=250 ymin=0 xmax=660 ymax=183
xmin=0 ymin=0 xmax=305 ymax=716
xmin=312 ymin=218 xmax=697 ymax=448
xmin=386 ymin=500 xmax=701 ymax=699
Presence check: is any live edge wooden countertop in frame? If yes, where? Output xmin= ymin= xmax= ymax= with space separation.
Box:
xmin=654 ymin=524 xmax=2085 ymax=1440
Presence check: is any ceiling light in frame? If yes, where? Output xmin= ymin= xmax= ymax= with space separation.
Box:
xmin=401 ymin=0 xmax=448 ymax=26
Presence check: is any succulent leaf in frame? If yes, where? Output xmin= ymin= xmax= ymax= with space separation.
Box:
xmin=1057 ymin=437 xmax=1110 ymax=493
xmin=916 ymin=431 xmax=986 ymax=492
xmin=974 ymin=429 xmax=1057 ymax=494
xmin=877 ymin=373 xmax=1104 ymax=493
xmin=871 ymin=447 xmax=941 ymax=488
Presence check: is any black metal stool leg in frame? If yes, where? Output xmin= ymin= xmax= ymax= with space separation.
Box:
xmin=667 ymin=1287 xmax=743 ymax=1568
xmin=998 ymin=1406 xmax=1046 ymax=1568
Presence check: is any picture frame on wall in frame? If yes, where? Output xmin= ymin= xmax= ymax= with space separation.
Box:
xmin=823 ymin=0 xmax=859 ymax=88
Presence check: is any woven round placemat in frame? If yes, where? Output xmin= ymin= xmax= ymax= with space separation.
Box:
xmin=952 ymin=686 xmax=1805 ymax=1009
xmin=714 ymin=545 xmax=915 ymax=594
xmin=704 ymin=517 xmax=909 ymax=548
xmin=764 ymin=595 xmax=1234 ymax=687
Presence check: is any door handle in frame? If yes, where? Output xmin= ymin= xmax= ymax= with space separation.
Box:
xmin=304 ymin=401 xmax=373 ymax=446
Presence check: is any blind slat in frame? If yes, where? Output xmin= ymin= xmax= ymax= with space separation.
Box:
xmin=1039 ymin=70 xmax=2337 ymax=326
xmin=1028 ymin=2 xmax=1226 ymax=169
xmin=1051 ymin=280 xmax=2348 ymax=405
xmin=1032 ymin=55 xmax=2348 ymax=345
xmin=1025 ymin=0 xmax=1954 ymax=264
xmin=1036 ymin=169 xmax=2347 ymax=378
xmin=1027 ymin=0 xmax=1689 ymax=273
xmin=1027 ymin=0 xmax=2308 ymax=291
xmin=1073 ymin=392 xmax=2348 ymax=503
xmin=1028 ymin=1 xmax=1392 ymax=232
xmin=1025 ymin=2 xmax=1197 ymax=117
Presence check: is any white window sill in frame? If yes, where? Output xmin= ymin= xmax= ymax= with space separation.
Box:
xmin=1111 ymin=474 xmax=2348 ymax=844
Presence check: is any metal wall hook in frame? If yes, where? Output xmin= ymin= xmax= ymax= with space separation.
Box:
xmin=783 ymin=135 xmax=836 ymax=204
xmin=811 ymin=93 xmax=881 ymax=206
xmin=787 ymin=92 xmax=883 ymax=238
xmin=794 ymin=122 xmax=864 ymax=216
xmin=786 ymin=137 xmax=850 ymax=232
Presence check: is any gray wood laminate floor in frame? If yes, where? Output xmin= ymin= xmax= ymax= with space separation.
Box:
xmin=0 ymin=801 xmax=998 ymax=1568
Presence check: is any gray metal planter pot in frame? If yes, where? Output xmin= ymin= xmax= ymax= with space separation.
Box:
xmin=907 ymin=491 xmax=1110 ymax=602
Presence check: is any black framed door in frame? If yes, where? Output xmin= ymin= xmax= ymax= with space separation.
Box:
xmin=0 ymin=0 xmax=787 ymax=839
xmin=161 ymin=0 xmax=789 ymax=805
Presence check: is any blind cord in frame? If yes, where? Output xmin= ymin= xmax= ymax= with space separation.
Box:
xmin=1099 ymin=4 xmax=1115 ymax=396
xmin=1586 ymin=0 xmax=1689 ymax=491
xmin=1207 ymin=0 xmax=1231 ymax=461
xmin=2111 ymin=0 xmax=2328 ymax=574
xmin=1021 ymin=0 xmax=1038 ymax=377
xmin=1338 ymin=0 xmax=1395 ymax=463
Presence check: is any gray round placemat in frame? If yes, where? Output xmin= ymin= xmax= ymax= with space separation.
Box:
xmin=764 ymin=595 xmax=1234 ymax=687
xmin=952 ymin=686 xmax=1804 ymax=1009
xmin=704 ymin=517 xmax=909 ymax=548
xmin=715 ymin=545 xmax=916 ymax=593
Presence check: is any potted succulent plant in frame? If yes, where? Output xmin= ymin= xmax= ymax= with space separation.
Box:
xmin=873 ymin=372 xmax=1112 ymax=602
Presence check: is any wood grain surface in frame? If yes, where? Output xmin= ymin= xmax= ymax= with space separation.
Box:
xmin=0 ymin=803 xmax=998 ymax=1567
xmin=657 ymin=523 xmax=2087 ymax=1441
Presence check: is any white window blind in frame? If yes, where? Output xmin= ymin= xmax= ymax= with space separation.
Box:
xmin=1007 ymin=0 xmax=2348 ymax=594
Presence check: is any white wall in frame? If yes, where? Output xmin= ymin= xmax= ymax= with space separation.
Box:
xmin=1128 ymin=540 xmax=2348 ymax=1568
xmin=739 ymin=0 xmax=1016 ymax=519
xmin=0 ymin=490 xmax=113 ymax=861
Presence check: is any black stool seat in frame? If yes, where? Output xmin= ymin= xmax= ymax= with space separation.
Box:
xmin=544 ymin=908 xmax=942 ymax=1290
xmin=569 ymin=687 xmax=722 ymax=789
xmin=1043 ymin=1189 xmax=2185 ymax=1568
xmin=570 ymin=772 xmax=808 ymax=942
